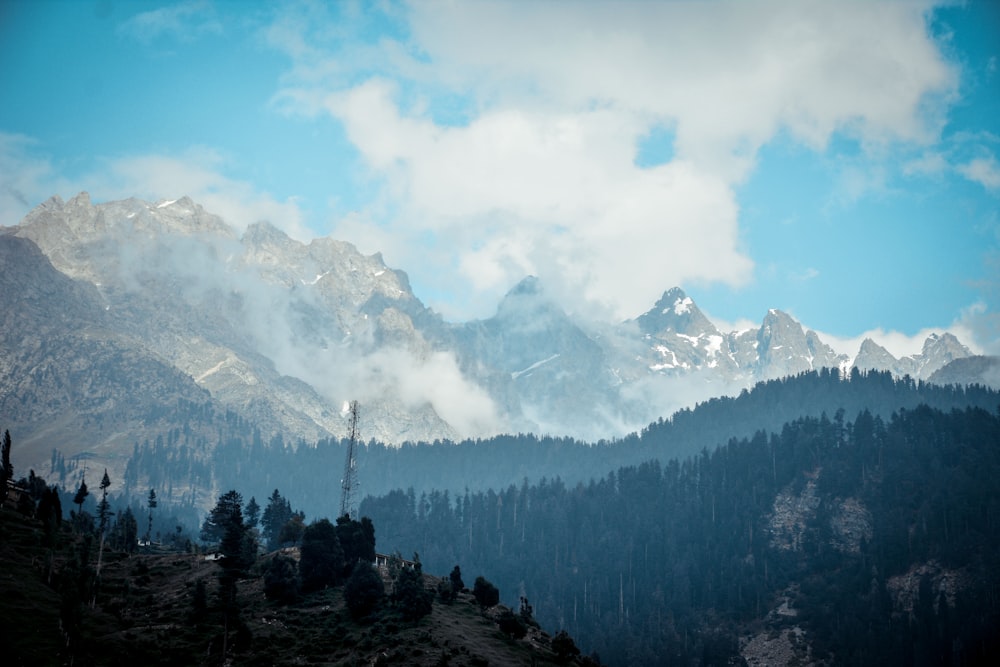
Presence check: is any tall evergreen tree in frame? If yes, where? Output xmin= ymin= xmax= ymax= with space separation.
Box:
xmin=37 ymin=485 xmax=62 ymax=548
xmin=0 ymin=429 xmax=12 ymax=496
xmin=73 ymin=475 xmax=89 ymax=515
xmin=146 ymin=488 xmax=157 ymax=541
xmin=299 ymin=518 xmax=344 ymax=592
xmin=392 ymin=555 xmax=433 ymax=621
xmin=112 ymin=506 xmax=138 ymax=553
xmin=344 ymin=562 xmax=385 ymax=619
xmin=97 ymin=470 xmax=111 ymax=534
xmin=336 ymin=514 xmax=377 ymax=574
xmin=201 ymin=490 xmax=244 ymax=544
xmin=245 ymin=496 xmax=260 ymax=530
xmin=261 ymin=489 xmax=293 ymax=550
xmin=95 ymin=469 xmax=112 ymax=581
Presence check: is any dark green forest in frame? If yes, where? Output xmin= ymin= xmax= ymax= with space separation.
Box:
xmin=42 ymin=370 xmax=1000 ymax=665
xmin=363 ymin=404 xmax=1000 ymax=665
xmin=77 ymin=369 xmax=999 ymax=516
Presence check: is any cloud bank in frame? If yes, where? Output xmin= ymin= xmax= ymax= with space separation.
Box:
xmin=269 ymin=0 xmax=957 ymax=321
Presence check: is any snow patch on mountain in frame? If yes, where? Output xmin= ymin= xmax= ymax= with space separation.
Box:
xmin=8 ymin=193 xmax=979 ymax=446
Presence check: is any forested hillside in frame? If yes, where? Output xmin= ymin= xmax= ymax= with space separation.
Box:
xmin=39 ymin=370 xmax=1000 ymax=665
xmin=362 ymin=404 xmax=1000 ymax=665
xmin=94 ymin=369 xmax=1000 ymax=517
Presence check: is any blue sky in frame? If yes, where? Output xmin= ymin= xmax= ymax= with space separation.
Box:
xmin=1 ymin=0 xmax=998 ymax=356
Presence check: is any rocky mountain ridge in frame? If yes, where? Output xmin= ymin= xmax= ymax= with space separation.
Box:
xmin=0 ymin=193 xmax=981 ymax=473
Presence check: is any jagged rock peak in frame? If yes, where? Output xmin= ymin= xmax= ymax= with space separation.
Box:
xmin=922 ymin=332 xmax=970 ymax=357
xmin=637 ymin=287 xmax=719 ymax=338
xmin=38 ymin=193 xmax=65 ymax=209
xmin=757 ymin=309 xmax=806 ymax=345
xmin=507 ymin=275 xmax=542 ymax=298
xmin=68 ymin=191 xmax=92 ymax=208
xmin=495 ymin=276 xmax=566 ymax=322
xmin=856 ymin=337 xmax=896 ymax=363
xmin=241 ymin=220 xmax=295 ymax=247
xmin=919 ymin=332 xmax=972 ymax=372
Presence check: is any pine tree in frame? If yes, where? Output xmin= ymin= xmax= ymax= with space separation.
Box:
xmin=263 ymin=554 xmax=300 ymax=604
xmin=201 ymin=490 xmax=244 ymax=544
xmin=261 ymin=489 xmax=293 ymax=550
xmin=450 ymin=565 xmax=465 ymax=594
xmin=299 ymin=518 xmax=344 ymax=592
xmin=245 ymin=496 xmax=260 ymax=530
xmin=473 ymin=576 xmax=500 ymax=609
xmin=38 ymin=485 xmax=62 ymax=547
xmin=73 ymin=476 xmax=89 ymax=515
xmin=392 ymin=554 xmax=433 ymax=621
xmin=95 ymin=469 xmax=112 ymax=583
xmin=113 ymin=506 xmax=138 ymax=553
xmin=336 ymin=514 xmax=377 ymax=575
xmin=146 ymin=488 xmax=157 ymax=542
xmin=345 ymin=562 xmax=385 ymax=619
xmin=97 ymin=470 xmax=111 ymax=534
xmin=0 ymin=429 xmax=12 ymax=496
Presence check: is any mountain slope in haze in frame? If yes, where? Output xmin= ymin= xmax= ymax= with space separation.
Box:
xmin=114 ymin=368 xmax=998 ymax=533
xmin=0 ymin=232 xmax=232 ymax=470
xmin=3 ymin=193 xmax=979 ymax=474
xmin=928 ymin=355 xmax=1000 ymax=389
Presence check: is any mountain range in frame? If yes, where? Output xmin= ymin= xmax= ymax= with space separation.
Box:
xmin=0 ymin=193 xmax=987 ymax=475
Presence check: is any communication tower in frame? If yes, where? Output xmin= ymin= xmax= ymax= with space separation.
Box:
xmin=339 ymin=400 xmax=360 ymax=519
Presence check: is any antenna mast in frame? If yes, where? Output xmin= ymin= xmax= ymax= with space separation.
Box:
xmin=339 ymin=400 xmax=360 ymax=519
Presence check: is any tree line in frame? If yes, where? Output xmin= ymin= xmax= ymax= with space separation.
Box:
xmin=360 ymin=405 xmax=1000 ymax=666
xmin=106 ymin=369 xmax=1000 ymax=525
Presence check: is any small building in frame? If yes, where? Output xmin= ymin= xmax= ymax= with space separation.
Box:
xmin=3 ymin=480 xmax=30 ymax=513
xmin=374 ymin=552 xmax=417 ymax=572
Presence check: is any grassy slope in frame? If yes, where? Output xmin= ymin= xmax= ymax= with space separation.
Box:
xmin=0 ymin=508 xmax=583 ymax=666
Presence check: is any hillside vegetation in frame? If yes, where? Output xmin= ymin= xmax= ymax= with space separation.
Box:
xmin=0 ymin=506 xmax=591 ymax=666
xmin=363 ymin=403 xmax=1000 ymax=665
xmin=97 ymin=369 xmax=1000 ymax=515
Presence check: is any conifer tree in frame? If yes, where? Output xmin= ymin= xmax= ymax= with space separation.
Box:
xmin=261 ymin=488 xmax=293 ymax=550
xmin=245 ymin=496 xmax=260 ymax=530
xmin=73 ymin=475 xmax=89 ymax=515
xmin=146 ymin=488 xmax=157 ymax=542
xmin=97 ymin=470 xmax=111 ymax=534
xmin=201 ymin=490 xmax=244 ymax=544
xmin=299 ymin=518 xmax=344 ymax=592
xmin=344 ymin=562 xmax=385 ymax=619
xmin=95 ymin=469 xmax=111 ymax=582
xmin=392 ymin=554 xmax=433 ymax=621
xmin=473 ymin=576 xmax=500 ymax=609
xmin=0 ymin=429 xmax=12 ymax=496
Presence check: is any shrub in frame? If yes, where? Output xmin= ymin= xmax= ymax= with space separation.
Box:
xmin=497 ymin=608 xmax=527 ymax=639
xmin=472 ymin=576 xmax=499 ymax=609
xmin=393 ymin=561 xmax=433 ymax=621
xmin=263 ymin=554 xmax=299 ymax=603
xmin=345 ymin=562 xmax=385 ymax=619
xmin=299 ymin=519 xmax=344 ymax=592
xmin=552 ymin=630 xmax=580 ymax=663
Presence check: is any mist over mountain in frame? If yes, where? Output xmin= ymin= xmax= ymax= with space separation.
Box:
xmin=1 ymin=193 xmax=983 ymax=477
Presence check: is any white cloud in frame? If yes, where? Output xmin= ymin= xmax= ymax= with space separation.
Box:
xmin=95 ymin=150 xmax=310 ymax=239
xmin=903 ymin=151 xmax=949 ymax=177
xmin=117 ymin=0 xmax=222 ymax=44
xmin=324 ymin=80 xmax=751 ymax=318
xmin=0 ymin=132 xmax=69 ymax=227
xmin=354 ymin=348 xmax=502 ymax=438
xmin=267 ymin=0 xmax=957 ymax=320
xmin=791 ymin=267 xmax=821 ymax=282
xmin=958 ymin=156 xmax=1000 ymax=191
xmin=0 ymin=137 xmax=310 ymax=241
xmin=819 ymin=317 xmax=985 ymax=360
